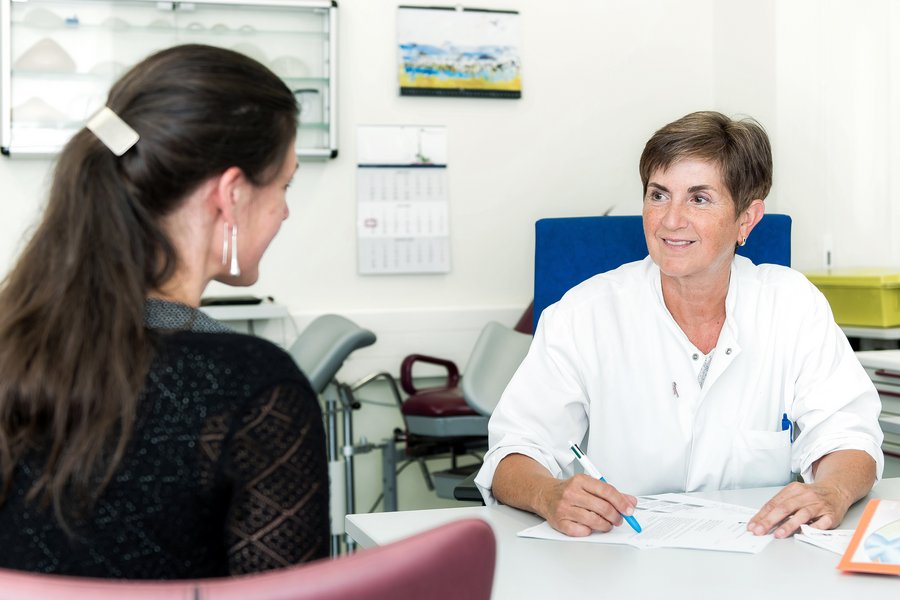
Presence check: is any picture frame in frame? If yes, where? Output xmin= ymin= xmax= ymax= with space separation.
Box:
xmin=397 ymin=5 xmax=521 ymax=98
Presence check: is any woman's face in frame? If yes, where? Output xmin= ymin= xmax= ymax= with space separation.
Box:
xmin=231 ymin=144 xmax=298 ymax=285
xmin=642 ymin=158 xmax=743 ymax=288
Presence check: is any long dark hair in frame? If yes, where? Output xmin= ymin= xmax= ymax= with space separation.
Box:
xmin=0 ymin=44 xmax=298 ymax=523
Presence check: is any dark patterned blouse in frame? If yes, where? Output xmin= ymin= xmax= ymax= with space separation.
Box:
xmin=0 ymin=299 xmax=329 ymax=578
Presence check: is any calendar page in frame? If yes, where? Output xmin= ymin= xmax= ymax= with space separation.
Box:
xmin=356 ymin=125 xmax=450 ymax=275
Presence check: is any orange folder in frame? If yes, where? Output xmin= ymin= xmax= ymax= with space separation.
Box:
xmin=837 ymin=498 xmax=900 ymax=575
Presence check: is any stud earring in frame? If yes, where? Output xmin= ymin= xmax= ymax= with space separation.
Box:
xmin=739 ymin=237 xmax=747 ymax=247
xmin=229 ymin=224 xmax=240 ymax=277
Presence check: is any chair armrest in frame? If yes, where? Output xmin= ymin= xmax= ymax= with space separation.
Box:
xmin=399 ymin=354 xmax=461 ymax=395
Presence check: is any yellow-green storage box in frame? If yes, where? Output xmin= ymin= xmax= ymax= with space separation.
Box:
xmin=805 ymin=269 xmax=900 ymax=327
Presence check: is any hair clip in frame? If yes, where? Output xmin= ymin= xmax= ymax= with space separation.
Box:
xmin=85 ymin=106 xmax=139 ymax=156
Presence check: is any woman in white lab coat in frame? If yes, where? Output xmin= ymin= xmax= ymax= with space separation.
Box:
xmin=475 ymin=111 xmax=883 ymax=539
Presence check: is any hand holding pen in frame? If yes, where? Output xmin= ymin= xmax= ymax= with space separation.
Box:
xmin=568 ymin=441 xmax=642 ymax=533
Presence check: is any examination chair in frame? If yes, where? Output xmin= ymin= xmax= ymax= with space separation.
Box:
xmin=399 ymin=303 xmax=532 ymax=441
xmin=383 ymin=312 xmax=533 ymax=509
xmin=288 ymin=314 xmax=377 ymax=555
xmin=532 ymin=214 xmax=792 ymax=328
xmin=290 ymin=314 xmax=377 ymax=395
xmin=0 ymin=519 xmax=496 ymax=600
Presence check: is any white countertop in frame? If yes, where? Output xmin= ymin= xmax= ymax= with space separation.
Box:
xmin=856 ymin=349 xmax=900 ymax=371
xmin=198 ymin=302 xmax=289 ymax=321
xmin=347 ymin=479 xmax=900 ymax=599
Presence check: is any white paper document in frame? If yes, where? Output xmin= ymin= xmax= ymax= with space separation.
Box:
xmin=517 ymin=493 xmax=774 ymax=554
xmin=794 ymin=524 xmax=855 ymax=555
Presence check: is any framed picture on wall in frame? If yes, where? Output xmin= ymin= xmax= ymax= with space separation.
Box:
xmin=397 ymin=5 xmax=521 ymax=98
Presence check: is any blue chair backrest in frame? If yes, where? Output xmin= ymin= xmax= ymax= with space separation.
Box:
xmin=533 ymin=214 xmax=792 ymax=332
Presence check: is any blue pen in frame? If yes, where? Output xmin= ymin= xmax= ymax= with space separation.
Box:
xmin=781 ymin=412 xmax=793 ymax=444
xmin=568 ymin=441 xmax=642 ymax=533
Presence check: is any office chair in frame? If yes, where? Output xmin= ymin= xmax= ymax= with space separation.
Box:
xmin=0 ymin=519 xmax=496 ymax=600
xmin=533 ymin=214 xmax=792 ymax=329
xmin=383 ymin=312 xmax=533 ymax=510
xmin=288 ymin=314 xmax=377 ymax=555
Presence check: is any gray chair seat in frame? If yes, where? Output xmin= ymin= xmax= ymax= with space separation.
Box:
xmin=289 ymin=314 xmax=376 ymax=394
xmin=404 ymin=414 xmax=489 ymax=438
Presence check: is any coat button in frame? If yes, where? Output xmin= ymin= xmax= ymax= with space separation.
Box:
xmin=725 ymin=348 xmax=733 ymax=355
xmin=692 ymin=353 xmax=699 ymax=360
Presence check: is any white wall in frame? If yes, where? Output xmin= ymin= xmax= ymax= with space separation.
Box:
xmin=774 ymin=0 xmax=900 ymax=271
xmin=0 ymin=0 xmax=897 ymax=380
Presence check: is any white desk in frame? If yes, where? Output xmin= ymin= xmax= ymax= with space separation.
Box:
xmin=842 ymin=325 xmax=900 ymax=350
xmin=347 ymin=478 xmax=900 ymax=599
xmin=199 ymin=302 xmax=291 ymax=345
xmin=199 ymin=302 xmax=289 ymax=323
xmin=843 ymin=325 xmax=900 ymax=340
xmin=855 ymin=350 xmax=900 ymax=449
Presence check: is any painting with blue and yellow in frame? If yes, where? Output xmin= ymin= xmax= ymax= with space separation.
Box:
xmin=397 ymin=7 xmax=521 ymax=98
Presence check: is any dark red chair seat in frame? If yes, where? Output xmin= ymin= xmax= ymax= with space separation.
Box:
xmin=401 ymin=388 xmax=479 ymax=418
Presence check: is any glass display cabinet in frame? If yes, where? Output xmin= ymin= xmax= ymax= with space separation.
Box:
xmin=1 ymin=0 xmax=337 ymax=159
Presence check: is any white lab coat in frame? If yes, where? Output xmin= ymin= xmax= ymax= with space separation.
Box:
xmin=475 ymin=256 xmax=884 ymax=504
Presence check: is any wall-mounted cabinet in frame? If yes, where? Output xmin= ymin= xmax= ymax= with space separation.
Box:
xmin=1 ymin=0 xmax=337 ymax=159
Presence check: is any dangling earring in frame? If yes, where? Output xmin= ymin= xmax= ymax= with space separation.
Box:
xmin=229 ymin=224 xmax=241 ymax=277
xmin=222 ymin=222 xmax=229 ymax=266
xmin=222 ymin=222 xmax=241 ymax=277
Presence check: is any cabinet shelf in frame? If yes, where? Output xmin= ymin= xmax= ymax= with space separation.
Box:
xmin=13 ymin=20 xmax=329 ymax=38
xmin=12 ymin=70 xmax=331 ymax=85
xmin=10 ymin=119 xmax=330 ymax=130
xmin=1 ymin=0 xmax=338 ymax=160
xmin=12 ymin=69 xmax=119 ymax=80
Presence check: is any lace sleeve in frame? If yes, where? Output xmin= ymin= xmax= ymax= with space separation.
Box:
xmin=221 ymin=379 xmax=329 ymax=574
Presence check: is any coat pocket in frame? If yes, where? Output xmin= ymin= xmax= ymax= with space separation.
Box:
xmin=731 ymin=429 xmax=792 ymax=488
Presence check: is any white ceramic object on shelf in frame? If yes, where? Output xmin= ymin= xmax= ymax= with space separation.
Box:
xmin=14 ymin=38 xmax=77 ymax=73
xmin=101 ymin=16 xmax=130 ymax=30
xmin=294 ymin=89 xmax=321 ymax=123
xmin=271 ymin=55 xmax=310 ymax=78
xmin=12 ymin=97 xmax=68 ymax=124
xmin=231 ymin=43 xmax=268 ymax=63
xmin=148 ymin=18 xmax=174 ymax=29
xmin=22 ymin=7 xmax=64 ymax=28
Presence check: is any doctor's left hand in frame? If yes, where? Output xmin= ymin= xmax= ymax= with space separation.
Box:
xmin=747 ymin=449 xmax=877 ymax=538
xmin=746 ymin=481 xmax=850 ymax=539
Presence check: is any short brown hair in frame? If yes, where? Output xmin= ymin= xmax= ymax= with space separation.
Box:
xmin=639 ymin=111 xmax=772 ymax=216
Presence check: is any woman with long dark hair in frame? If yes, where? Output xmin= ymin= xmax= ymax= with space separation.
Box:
xmin=0 ymin=44 xmax=329 ymax=578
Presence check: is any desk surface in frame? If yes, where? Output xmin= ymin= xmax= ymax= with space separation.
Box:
xmin=347 ymin=479 xmax=900 ymax=599
xmin=198 ymin=302 xmax=289 ymax=321
xmin=843 ymin=325 xmax=900 ymax=340
xmin=857 ymin=349 xmax=900 ymax=371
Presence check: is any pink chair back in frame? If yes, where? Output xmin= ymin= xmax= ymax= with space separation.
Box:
xmin=0 ymin=518 xmax=496 ymax=600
